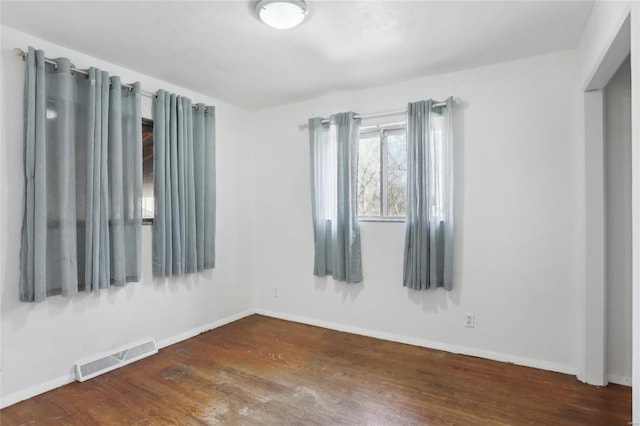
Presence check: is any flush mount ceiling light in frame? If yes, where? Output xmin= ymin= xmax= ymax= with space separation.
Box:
xmin=256 ymin=0 xmax=307 ymax=30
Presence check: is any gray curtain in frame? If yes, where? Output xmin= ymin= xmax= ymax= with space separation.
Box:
xmin=308 ymin=112 xmax=362 ymax=283
xmin=153 ymin=91 xmax=215 ymax=276
xmin=403 ymin=98 xmax=454 ymax=290
xmin=19 ymin=47 xmax=142 ymax=302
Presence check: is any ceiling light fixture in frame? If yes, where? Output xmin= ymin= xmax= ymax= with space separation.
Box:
xmin=256 ymin=0 xmax=307 ymax=30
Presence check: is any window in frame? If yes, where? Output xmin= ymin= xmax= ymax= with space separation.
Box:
xmin=142 ymin=118 xmax=154 ymax=223
xmin=357 ymin=124 xmax=407 ymax=220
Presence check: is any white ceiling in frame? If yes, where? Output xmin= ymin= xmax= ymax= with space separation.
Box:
xmin=1 ymin=1 xmax=593 ymax=110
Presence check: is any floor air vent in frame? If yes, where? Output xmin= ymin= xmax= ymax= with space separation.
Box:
xmin=75 ymin=339 xmax=158 ymax=382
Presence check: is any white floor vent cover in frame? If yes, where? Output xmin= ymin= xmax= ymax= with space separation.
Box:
xmin=75 ymin=339 xmax=158 ymax=382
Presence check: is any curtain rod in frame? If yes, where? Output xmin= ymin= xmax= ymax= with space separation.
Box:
xmin=299 ymin=99 xmax=453 ymax=129
xmin=13 ymin=48 xmax=207 ymax=111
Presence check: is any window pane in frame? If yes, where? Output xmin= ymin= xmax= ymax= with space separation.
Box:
xmin=431 ymin=124 xmax=445 ymax=219
xmin=358 ymin=135 xmax=381 ymax=216
xmin=386 ymin=132 xmax=406 ymax=216
xmin=142 ymin=121 xmax=154 ymax=220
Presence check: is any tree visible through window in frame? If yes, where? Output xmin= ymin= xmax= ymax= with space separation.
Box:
xmin=357 ymin=125 xmax=407 ymax=219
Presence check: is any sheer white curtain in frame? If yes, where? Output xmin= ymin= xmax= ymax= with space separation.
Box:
xmin=403 ymin=98 xmax=454 ymax=290
xmin=308 ymin=112 xmax=362 ymax=283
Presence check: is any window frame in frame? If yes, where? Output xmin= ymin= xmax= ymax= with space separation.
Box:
xmin=358 ymin=122 xmax=406 ymax=223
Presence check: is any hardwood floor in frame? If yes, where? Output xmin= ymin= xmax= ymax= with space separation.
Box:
xmin=1 ymin=314 xmax=631 ymax=425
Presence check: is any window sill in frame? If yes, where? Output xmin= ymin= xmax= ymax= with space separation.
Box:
xmin=359 ymin=216 xmax=405 ymax=223
xmin=142 ymin=218 xmax=154 ymax=226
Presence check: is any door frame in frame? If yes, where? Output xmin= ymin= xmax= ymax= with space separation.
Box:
xmin=581 ymin=14 xmax=630 ymax=386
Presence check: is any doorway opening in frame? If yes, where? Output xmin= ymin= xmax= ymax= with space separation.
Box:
xmin=604 ymin=55 xmax=632 ymax=387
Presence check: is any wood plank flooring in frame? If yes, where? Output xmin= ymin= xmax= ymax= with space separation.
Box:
xmin=1 ymin=314 xmax=631 ymax=425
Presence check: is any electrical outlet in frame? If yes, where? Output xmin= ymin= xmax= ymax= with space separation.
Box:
xmin=465 ymin=313 xmax=475 ymax=328
xmin=273 ymin=287 xmax=279 ymax=298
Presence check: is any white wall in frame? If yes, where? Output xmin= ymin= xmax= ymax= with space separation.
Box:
xmin=250 ymin=49 xmax=581 ymax=374
xmin=0 ymin=27 xmax=254 ymax=407
xmin=604 ymin=55 xmax=632 ymax=385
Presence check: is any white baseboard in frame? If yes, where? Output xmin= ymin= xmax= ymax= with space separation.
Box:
xmin=4 ymin=307 xmax=617 ymax=409
xmin=0 ymin=373 xmax=75 ymax=410
xmin=0 ymin=309 xmax=255 ymax=409
xmin=608 ymin=374 xmax=632 ymax=386
xmin=255 ymin=309 xmax=578 ymax=377
xmin=156 ymin=309 xmax=254 ymax=349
